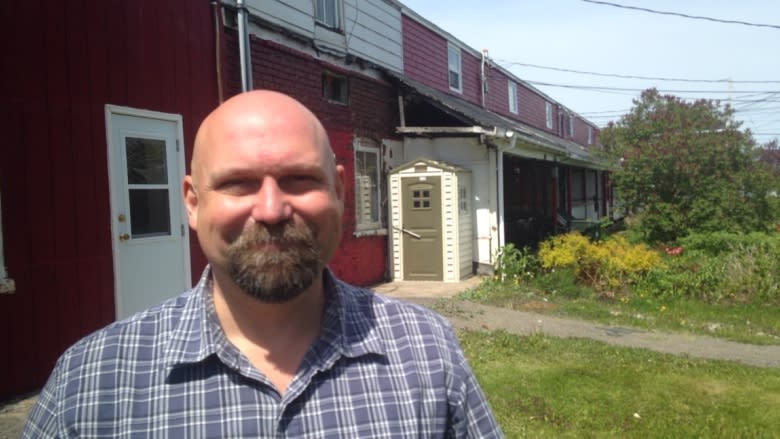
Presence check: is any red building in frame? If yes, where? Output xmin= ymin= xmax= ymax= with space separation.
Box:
xmin=0 ymin=0 xmax=402 ymax=400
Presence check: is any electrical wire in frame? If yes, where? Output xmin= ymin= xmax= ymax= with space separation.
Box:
xmin=495 ymin=60 xmax=780 ymax=84
xmin=581 ymin=0 xmax=780 ymax=30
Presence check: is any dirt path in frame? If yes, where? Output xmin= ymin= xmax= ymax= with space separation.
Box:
xmin=412 ymin=297 xmax=780 ymax=368
xmin=374 ymin=278 xmax=780 ymax=369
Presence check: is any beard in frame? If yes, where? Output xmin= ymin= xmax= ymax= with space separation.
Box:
xmin=225 ymin=221 xmax=323 ymax=303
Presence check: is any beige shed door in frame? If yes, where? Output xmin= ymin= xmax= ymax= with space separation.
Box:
xmin=402 ymin=177 xmax=442 ymax=281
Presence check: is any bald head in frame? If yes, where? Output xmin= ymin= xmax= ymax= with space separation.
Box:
xmin=191 ymin=90 xmax=336 ymax=186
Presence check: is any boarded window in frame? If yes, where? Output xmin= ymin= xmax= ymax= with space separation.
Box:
xmin=322 ymin=71 xmax=348 ymax=104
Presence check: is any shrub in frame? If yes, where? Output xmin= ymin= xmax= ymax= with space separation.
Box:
xmin=636 ymin=231 xmax=780 ymax=305
xmin=539 ymin=232 xmax=662 ymax=293
xmin=494 ymin=243 xmax=539 ymax=284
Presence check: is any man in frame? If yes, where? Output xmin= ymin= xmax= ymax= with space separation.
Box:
xmin=22 ymin=90 xmax=502 ymax=437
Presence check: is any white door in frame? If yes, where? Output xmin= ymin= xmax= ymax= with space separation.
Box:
xmin=106 ymin=106 xmax=191 ymax=319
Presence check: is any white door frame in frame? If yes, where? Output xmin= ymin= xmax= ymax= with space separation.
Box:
xmin=104 ymin=104 xmax=191 ymax=318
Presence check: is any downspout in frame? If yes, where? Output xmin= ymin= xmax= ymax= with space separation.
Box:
xmin=496 ymin=131 xmax=516 ymax=251
xmin=211 ymin=1 xmax=225 ymax=103
xmin=480 ymin=49 xmax=488 ymax=108
xmin=236 ymin=0 xmax=252 ymax=92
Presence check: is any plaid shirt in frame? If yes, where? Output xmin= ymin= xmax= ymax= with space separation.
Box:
xmin=22 ymin=267 xmax=502 ymax=438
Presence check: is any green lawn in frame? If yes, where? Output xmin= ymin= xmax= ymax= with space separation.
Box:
xmin=460 ymin=330 xmax=780 ymax=438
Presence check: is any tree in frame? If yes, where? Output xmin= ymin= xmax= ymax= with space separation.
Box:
xmin=600 ymin=88 xmax=778 ymax=243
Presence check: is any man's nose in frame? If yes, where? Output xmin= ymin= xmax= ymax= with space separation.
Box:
xmin=250 ymin=178 xmax=292 ymax=224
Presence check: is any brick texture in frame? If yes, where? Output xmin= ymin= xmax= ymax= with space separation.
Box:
xmin=224 ymin=32 xmax=399 ymax=286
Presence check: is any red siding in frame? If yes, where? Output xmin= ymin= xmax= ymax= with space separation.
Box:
xmin=0 ymin=0 xmax=219 ymax=399
xmin=223 ymin=35 xmax=398 ymax=287
xmin=401 ymin=14 xmax=599 ymax=145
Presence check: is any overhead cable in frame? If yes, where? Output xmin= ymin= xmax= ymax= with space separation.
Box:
xmin=581 ymin=0 xmax=780 ymax=30
xmin=496 ymin=60 xmax=780 ymax=84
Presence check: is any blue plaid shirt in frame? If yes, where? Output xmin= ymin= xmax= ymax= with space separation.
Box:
xmin=22 ymin=267 xmax=502 ymax=438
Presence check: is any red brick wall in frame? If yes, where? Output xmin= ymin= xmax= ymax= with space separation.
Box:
xmin=224 ymin=33 xmax=398 ymax=286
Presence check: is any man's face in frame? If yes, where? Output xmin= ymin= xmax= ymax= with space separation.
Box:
xmin=184 ymin=96 xmax=344 ymax=302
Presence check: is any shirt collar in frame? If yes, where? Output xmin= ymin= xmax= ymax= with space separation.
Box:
xmin=162 ymin=267 xmax=220 ymax=368
xmin=162 ymin=266 xmax=387 ymax=370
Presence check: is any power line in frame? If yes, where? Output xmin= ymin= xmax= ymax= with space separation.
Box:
xmin=581 ymin=0 xmax=780 ymax=30
xmin=496 ymin=60 xmax=780 ymax=84
xmin=526 ymin=80 xmax=780 ymax=94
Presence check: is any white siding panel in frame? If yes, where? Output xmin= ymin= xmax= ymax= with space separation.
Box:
xmin=245 ymin=0 xmax=314 ymax=38
xmin=344 ymin=0 xmax=403 ymax=71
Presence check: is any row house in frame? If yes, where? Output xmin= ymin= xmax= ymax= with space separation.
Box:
xmin=389 ymin=7 xmax=611 ymax=277
xmin=0 ymin=0 xmax=607 ymax=399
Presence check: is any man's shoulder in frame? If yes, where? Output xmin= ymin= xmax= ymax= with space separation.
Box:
xmin=59 ymin=289 xmax=199 ymax=366
xmin=335 ymin=280 xmax=455 ymax=338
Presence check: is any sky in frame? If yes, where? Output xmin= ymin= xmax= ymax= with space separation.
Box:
xmin=400 ymin=0 xmax=780 ymax=146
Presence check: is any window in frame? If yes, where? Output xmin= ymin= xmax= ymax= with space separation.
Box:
xmin=315 ymin=0 xmax=341 ymax=30
xmin=587 ymin=126 xmax=593 ymax=145
xmin=322 ymin=71 xmax=348 ymax=104
xmin=0 ymin=191 xmax=14 ymax=293
xmin=447 ymin=42 xmax=462 ymax=93
xmin=459 ymin=186 xmax=468 ymax=212
xmin=545 ymin=102 xmax=553 ymax=129
xmin=568 ymin=114 xmax=575 ymax=137
xmin=507 ymin=81 xmax=518 ymax=114
xmin=354 ymin=139 xmax=381 ymax=231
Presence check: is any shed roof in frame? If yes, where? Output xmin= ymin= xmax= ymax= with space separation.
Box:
xmin=390 ymin=157 xmax=469 ymax=175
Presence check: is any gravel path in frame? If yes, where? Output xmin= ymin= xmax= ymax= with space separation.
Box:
xmin=412 ymin=297 xmax=780 ymax=368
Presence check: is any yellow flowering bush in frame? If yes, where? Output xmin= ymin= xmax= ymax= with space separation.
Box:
xmin=539 ymin=232 xmax=662 ymax=291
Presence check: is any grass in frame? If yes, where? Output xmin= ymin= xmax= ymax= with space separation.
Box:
xmin=458 ymin=277 xmax=780 ymax=346
xmin=460 ymin=330 xmax=780 ymax=438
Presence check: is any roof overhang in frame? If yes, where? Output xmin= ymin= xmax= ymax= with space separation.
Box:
xmin=386 ymin=71 xmax=607 ymax=169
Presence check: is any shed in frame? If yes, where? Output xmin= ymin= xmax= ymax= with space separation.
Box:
xmin=389 ymin=158 xmax=473 ymax=282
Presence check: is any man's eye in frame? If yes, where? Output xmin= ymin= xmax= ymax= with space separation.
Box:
xmin=281 ymin=175 xmax=322 ymax=192
xmin=217 ymin=180 xmax=259 ymax=195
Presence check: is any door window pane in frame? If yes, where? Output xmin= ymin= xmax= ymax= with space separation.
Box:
xmin=129 ymin=189 xmax=171 ymax=238
xmin=126 ymin=137 xmax=168 ymax=184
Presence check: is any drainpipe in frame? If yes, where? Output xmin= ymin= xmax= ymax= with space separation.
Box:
xmin=236 ymin=0 xmax=252 ymax=92
xmin=480 ymin=49 xmax=488 ymax=108
xmin=496 ymin=131 xmax=516 ymax=250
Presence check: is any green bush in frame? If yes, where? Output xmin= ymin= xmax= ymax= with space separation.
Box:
xmin=494 ymin=243 xmax=539 ymax=284
xmin=635 ymin=231 xmax=780 ymax=305
xmin=538 ymin=232 xmax=662 ymax=293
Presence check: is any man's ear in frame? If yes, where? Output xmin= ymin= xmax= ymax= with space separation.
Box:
xmin=334 ymin=164 xmax=346 ymax=205
xmin=182 ymin=176 xmax=198 ymax=230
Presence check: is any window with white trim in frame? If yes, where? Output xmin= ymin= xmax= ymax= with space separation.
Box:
xmin=587 ymin=126 xmax=593 ymax=145
xmin=545 ymin=102 xmax=553 ymax=129
xmin=315 ymin=0 xmax=341 ymax=30
xmin=568 ymin=114 xmax=575 ymax=137
xmin=507 ymin=80 xmax=518 ymax=114
xmin=447 ymin=42 xmax=462 ymax=93
xmin=0 ymin=191 xmax=14 ymax=293
xmin=353 ymin=138 xmax=382 ymax=231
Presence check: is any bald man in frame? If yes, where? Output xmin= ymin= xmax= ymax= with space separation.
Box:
xmin=22 ymin=91 xmax=502 ymax=438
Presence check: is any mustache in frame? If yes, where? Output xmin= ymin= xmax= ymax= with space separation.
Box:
xmin=234 ymin=222 xmax=316 ymax=248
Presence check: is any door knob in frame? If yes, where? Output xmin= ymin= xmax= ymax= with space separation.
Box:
xmin=119 ymin=233 xmax=130 ymax=242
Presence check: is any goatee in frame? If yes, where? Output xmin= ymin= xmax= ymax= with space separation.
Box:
xmin=226 ymin=222 xmax=322 ymax=303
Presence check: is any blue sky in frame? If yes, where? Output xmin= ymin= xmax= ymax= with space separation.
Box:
xmin=400 ymin=0 xmax=780 ymax=145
